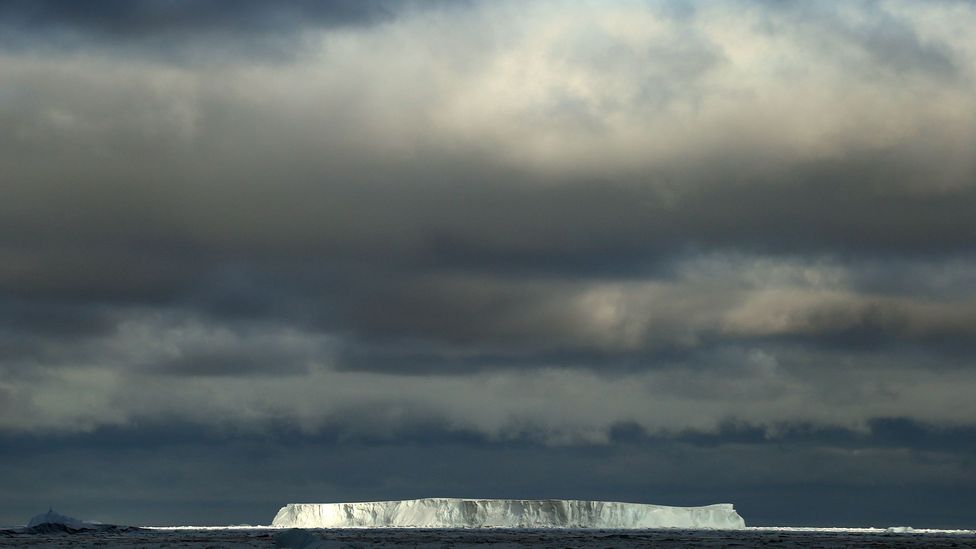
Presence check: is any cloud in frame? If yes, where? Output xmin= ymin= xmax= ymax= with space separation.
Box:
xmin=0 ymin=0 xmax=394 ymax=33
xmin=0 ymin=0 xmax=974 ymax=445
xmin=1 ymin=420 xmax=974 ymax=527
xmin=8 ymin=1 xmax=976 ymax=529
xmin=0 ymin=0 xmax=415 ymax=62
xmin=3 ymin=306 xmax=976 ymax=441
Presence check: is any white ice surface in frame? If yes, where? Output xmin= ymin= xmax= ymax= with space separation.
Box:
xmin=271 ymin=498 xmax=746 ymax=529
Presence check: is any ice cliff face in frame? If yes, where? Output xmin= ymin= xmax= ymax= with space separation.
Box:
xmin=271 ymin=498 xmax=746 ymax=529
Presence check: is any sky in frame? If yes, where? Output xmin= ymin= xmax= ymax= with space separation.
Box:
xmin=1 ymin=0 xmax=975 ymax=529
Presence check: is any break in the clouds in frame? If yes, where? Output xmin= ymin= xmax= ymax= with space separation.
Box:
xmin=1 ymin=0 xmax=975 ymax=527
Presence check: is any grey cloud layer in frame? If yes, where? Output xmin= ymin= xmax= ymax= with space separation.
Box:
xmin=0 ymin=0 xmax=414 ymax=61
xmin=1 ymin=0 xmax=975 ymax=443
xmin=0 ymin=0 xmax=395 ymax=33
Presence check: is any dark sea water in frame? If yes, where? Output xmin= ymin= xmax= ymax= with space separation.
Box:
xmin=2 ymin=527 xmax=975 ymax=548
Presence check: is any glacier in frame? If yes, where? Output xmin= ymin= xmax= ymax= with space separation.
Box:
xmin=271 ymin=498 xmax=746 ymax=529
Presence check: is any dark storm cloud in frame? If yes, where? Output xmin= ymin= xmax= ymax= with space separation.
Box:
xmin=2 ymin=167 xmax=975 ymax=315
xmin=151 ymin=347 xmax=299 ymax=377
xmin=5 ymin=0 xmax=976 ymax=531
xmin=0 ymin=297 xmax=116 ymax=339
xmin=1 ymin=0 xmax=975 ymax=511
xmin=3 ymin=139 xmax=974 ymax=289
xmin=0 ymin=0 xmax=394 ymax=35
xmin=0 ymin=0 xmax=477 ymax=64
xmin=0 ymin=0 xmax=399 ymax=58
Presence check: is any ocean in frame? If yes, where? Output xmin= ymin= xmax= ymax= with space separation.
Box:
xmin=2 ymin=526 xmax=975 ymax=548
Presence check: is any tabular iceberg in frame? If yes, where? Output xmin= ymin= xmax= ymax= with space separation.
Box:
xmin=272 ymin=498 xmax=745 ymax=529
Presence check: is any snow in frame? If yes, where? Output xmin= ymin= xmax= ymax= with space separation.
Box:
xmin=271 ymin=498 xmax=746 ymax=529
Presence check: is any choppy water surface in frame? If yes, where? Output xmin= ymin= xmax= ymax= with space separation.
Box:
xmin=2 ymin=527 xmax=975 ymax=548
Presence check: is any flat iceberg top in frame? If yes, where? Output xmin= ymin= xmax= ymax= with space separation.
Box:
xmin=272 ymin=498 xmax=746 ymax=530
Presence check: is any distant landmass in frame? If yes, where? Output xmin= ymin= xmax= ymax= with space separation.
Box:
xmin=272 ymin=498 xmax=746 ymax=529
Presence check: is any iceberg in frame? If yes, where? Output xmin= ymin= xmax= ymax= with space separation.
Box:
xmin=26 ymin=509 xmax=92 ymax=530
xmin=271 ymin=498 xmax=746 ymax=529
xmin=22 ymin=508 xmax=132 ymax=533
